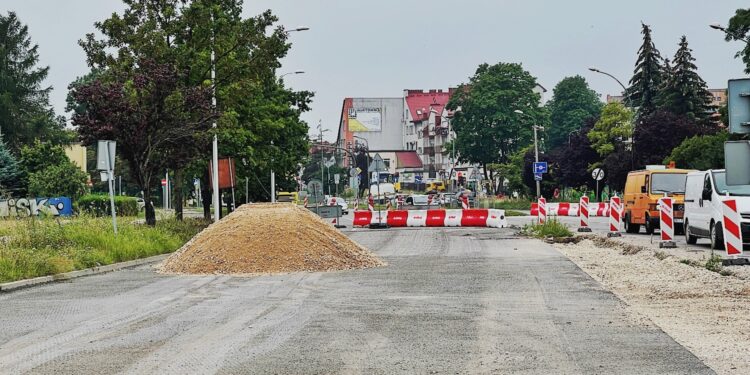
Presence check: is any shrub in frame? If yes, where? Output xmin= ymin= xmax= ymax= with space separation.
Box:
xmin=522 ymin=219 xmax=573 ymax=238
xmin=27 ymin=161 xmax=88 ymax=199
xmin=78 ymin=194 xmax=139 ymax=216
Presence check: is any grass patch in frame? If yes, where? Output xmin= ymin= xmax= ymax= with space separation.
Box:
xmin=505 ymin=210 xmax=527 ymax=217
xmin=522 ymin=219 xmax=573 ymax=239
xmin=0 ymin=216 xmax=208 ymax=283
xmin=654 ymin=250 xmax=670 ymax=260
xmin=705 ymin=254 xmax=724 ymax=273
xmin=485 ymin=200 xmax=532 ymax=210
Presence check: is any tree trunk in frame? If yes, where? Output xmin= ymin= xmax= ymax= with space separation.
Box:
xmin=173 ymin=168 xmax=184 ymax=221
xmin=144 ymin=189 xmax=156 ymax=226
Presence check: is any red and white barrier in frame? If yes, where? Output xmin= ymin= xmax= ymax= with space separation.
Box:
xmin=368 ymin=194 xmax=374 ymax=212
xmin=532 ymin=201 xmax=606 ymax=217
xmin=658 ymin=197 xmax=676 ymax=248
xmin=537 ymin=197 xmax=547 ymax=224
xmin=578 ymin=196 xmax=591 ymax=232
xmin=353 ymin=209 xmax=507 ymax=228
xmin=303 ymin=196 xmax=308 ymax=208
xmin=461 ymin=195 xmax=470 ymax=210
xmin=721 ymin=198 xmax=743 ymax=256
xmin=608 ymin=196 xmax=622 ymax=237
xmin=397 ymin=195 xmax=404 ymax=209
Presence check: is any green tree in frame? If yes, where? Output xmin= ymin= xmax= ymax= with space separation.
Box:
xmin=624 ymin=23 xmax=665 ymax=116
xmin=0 ymin=137 xmax=21 ymax=194
xmin=545 ymin=76 xmax=602 ymax=149
xmin=76 ymin=1 xmax=312 ymax=220
xmin=27 ymin=161 xmax=88 ymax=199
xmin=549 ymin=117 xmax=599 ymax=189
xmin=658 ymin=36 xmax=716 ymax=123
xmin=494 ymin=146 xmax=532 ymax=196
xmin=19 ymin=140 xmax=69 ymax=175
xmin=0 ymin=12 xmax=68 ymax=151
xmin=724 ymin=8 xmax=750 ymax=73
xmin=588 ymin=102 xmax=633 ymax=156
xmin=665 ymin=132 xmax=728 ymax=170
xmin=447 ymin=62 xmax=547 ymax=189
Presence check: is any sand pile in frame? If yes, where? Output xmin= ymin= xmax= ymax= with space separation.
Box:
xmin=158 ymin=203 xmax=384 ymax=275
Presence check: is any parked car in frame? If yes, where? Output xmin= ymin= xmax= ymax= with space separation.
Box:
xmin=369 ymin=183 xmax=395 ymax=203
xmin=409 ymin=194 xmax=429 ymax=206
xmin=684 ymin=169 xmax=750 ymax=249
xmin=327 ymin=197 xmax=349 ymax=214
xmin=622 ymin=166 xmax=692 ymax=234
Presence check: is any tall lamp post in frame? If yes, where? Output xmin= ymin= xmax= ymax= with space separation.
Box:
xmin=269 ymin=70 xmax=306 ymax=203
xmin=514 ymin=110 xmax=544 ymax=198
xmin=588 ymin=66 xmax=635 ymax=169
xmin=710 ymin=23 xmax=750 ymax=44
xmin=588 ymin=67 xmax=627 ymax=92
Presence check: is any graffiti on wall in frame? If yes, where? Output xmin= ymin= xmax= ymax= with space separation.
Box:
xmin=0 ymin=197 xmax=73 ymax=218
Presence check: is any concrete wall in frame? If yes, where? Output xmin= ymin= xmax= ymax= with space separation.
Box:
xmin=349 ymin=98 xmax=404 ymax=151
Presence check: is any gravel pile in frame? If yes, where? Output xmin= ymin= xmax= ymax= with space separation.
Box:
xmin=159 ymin=203 xmax=384 ymax=275
xmin=554 ymin=238 xmax=750 ymax=375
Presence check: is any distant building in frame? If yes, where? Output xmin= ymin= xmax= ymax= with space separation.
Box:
xmin=606 ymin=89 xmax=727 ymax=107
xmin=335 ymin=84 xmax=547 ymax=186
xmin=64 ymin=143 xmax=87 ymax=173
xmin=707 ymin=88 xmax=727 ymax=107
xmin=606 ymin=94 xmax=625 ymax=104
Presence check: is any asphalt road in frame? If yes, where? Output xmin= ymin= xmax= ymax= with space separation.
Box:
xmin=0 ymin=226 xmax=712 ymax=374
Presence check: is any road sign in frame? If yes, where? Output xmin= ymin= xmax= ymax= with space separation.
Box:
xmin=533 ymin=162 xmax=548 ymax=174
xmin=725 ymin=141 xmax=750 ymax=185
xmin=728 ymin=78 xmax=750 ymax=134
xmin=334 ymin=173 xmax=340 ymax=184
xmin=307 ymin=205 xmax=341 ymax=219
xmin=324 ymin=156 xmax=335 ymax=169
xmin=368 ymin=153 xmax=387 ymax=172
xmin=534 ymin=173 xmax=542 ymax=181
xmin=307 ymin=179 xmax=324 ymax=199
xmin=349 ymin=168 xmax=358 ymax=177
xmin=161 ymin=179 xmax=167 ymax=187
xmin=415 ymin=174 xmax=423 ymax=182
xmin=592 ymin=168 xmax=605 ymax=181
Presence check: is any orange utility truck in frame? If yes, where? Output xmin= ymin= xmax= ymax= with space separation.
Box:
xmin=623 ymin=165 xmax=693 ymax=235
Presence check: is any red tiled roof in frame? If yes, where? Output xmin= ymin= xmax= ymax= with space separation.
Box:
xmin=395 ymin=151 xmax=423 ymax=169
xmin=405 ymin=89 xmax=452 ymax=122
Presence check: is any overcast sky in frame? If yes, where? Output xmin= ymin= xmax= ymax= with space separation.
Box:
xmin=2 ymin=0 xmax=749 ymax=141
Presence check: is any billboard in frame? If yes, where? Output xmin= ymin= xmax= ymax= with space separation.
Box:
xmin=348 ymin=107 xmax=382 ymax=132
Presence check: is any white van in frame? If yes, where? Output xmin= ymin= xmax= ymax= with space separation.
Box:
xmin=684 ymin=169 xmax=750 ymax=249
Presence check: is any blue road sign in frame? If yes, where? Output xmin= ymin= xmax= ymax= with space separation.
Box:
xmin=534 ymin=173 xmax=543 ymax=181
xmin=533 ymin=162 xmax=548 ymax=174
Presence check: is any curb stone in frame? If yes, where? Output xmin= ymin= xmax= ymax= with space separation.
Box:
xmin=0 ymin=254 xmax=170 ymax=293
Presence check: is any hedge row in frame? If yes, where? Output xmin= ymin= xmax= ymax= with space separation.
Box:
xmin=77 ymin=194 xmax=139 ymax=217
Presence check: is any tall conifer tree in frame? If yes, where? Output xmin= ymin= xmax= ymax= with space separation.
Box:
xmin=658 ymin=36 xmax=716 ymax=123
xmin=624 ymin=23 xmax=665 ymax=117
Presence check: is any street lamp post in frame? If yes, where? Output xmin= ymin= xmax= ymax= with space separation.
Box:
xmin=514 ymin=110 xmax=543 ymax=199
xmin=280 ymin=71 xmax=305 ymax=79
xmin=588 ymin=67 xmax=627 ymax=92
xmin=710 ymin=23 xmax=750 ymax=44
xmin=588 ymin=66 xmax=635 ymax=169
xmin=211 ymin=13 xmax=220 ymax=222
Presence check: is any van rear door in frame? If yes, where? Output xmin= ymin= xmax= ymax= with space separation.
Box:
xmin=685 ymin=172 xmax=709 ymax=235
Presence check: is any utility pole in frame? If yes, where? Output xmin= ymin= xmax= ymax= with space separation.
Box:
xmin=533 ymin=125 xmax=541 ymax=198
xmin=270 ymin=140 xmax=276 ymax=203
xmin=211 ymin=12 xmax=220 ymax=222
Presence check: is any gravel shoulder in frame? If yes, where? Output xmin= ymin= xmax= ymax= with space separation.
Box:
xmin=553 ymin=235 xmax=750 ymax=375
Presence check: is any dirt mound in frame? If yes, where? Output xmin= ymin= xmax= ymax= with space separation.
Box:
xmin=158 ymin=203 xmax=384 ymax=275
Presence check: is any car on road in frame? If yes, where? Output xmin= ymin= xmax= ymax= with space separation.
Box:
xmin=327 ymin=196 xmax=349 ymax=214
xmin=684 ymin=169 xmax=750 ymax=249
xmin=623 ymin=166 xmax=692 ymax=235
